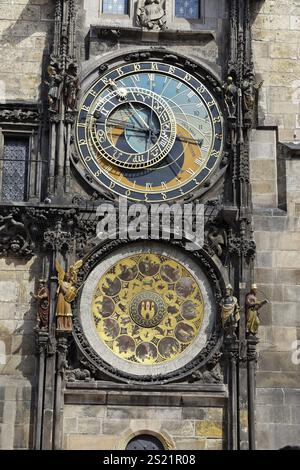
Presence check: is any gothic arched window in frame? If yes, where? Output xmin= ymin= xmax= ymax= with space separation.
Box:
xmin=102 ymin=0 xmax=129 ymax=15
xmin=175 ymin=0 xmax=200 ymax=19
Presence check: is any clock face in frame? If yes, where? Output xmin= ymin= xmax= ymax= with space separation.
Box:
xmin=92 ymin=253 xmax=205 ymax=365
xmin=76 ymin=61 xmax=224 ymax=202
xmin=78 ymin=244 xmax=216 ymax=378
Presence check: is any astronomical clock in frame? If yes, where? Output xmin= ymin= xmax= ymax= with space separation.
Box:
xmin=75 ymin=58 xmax=224 ymax=202
xmin=72 ymin=52 xmax=225 ymax=384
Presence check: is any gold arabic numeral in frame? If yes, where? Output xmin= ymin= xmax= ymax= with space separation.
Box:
xmin=215 ymin=133 xmax=222 ymax=140
xmin=134 ymin=63 xmax=141 ymax=72
xmin=211 ymin=150 xmax=220 ymax=158
xmin=213 ymin=116 xmax=221 ymax=123
xmin=207 ymin=101 xmax=215 ymax=108
xmin=116 ymin=68 xmax=124 ymax=76
xmin=125 ymin=190 xmax=131 ymax=196
xmin=94 ymin=169 xmax=102 ymax=177
xmin=144 ymin=193 xmax=149 ymax=202
xmin=151 ymin=62 xmax=159 ymax=71
xmin=81 ymin=105 xmax=90 ymax=112
xmin=168 ymin=66 xmax=175 ymax=74
xmin=109 ymin=181 xmax=116 ymax=189
xmin=84 ymin=156 xmax=92 ymax=162
xmin=184 ymin=73 xmax=191 ymax=82
xmin=162 ymin=192 xmax=167 ymax=200
xmin=78 ymin=139 xmax=87 ymax=146
xmin=89 ymin=89 xmax=98 ymax=97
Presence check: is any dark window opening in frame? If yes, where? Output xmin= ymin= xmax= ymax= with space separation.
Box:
xmin=175 ymin=0 xmax=201 ymax=19
xmin=1 ymin=136 xmax=29 ymax=202
xmin=102 ymin=0 xmax=129 ymax=15
xmin=126 ymin=434 xmax=165 ymax=450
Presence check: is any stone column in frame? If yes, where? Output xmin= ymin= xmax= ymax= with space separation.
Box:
xmin=224 ymin=339 xmax=239 ymax=450
xmin=53 ymin=334 xmax=69 ymax=450
xmin=34 ymin=330 xmax=49 ymax=450
xmin=247 ymin=336 xmax=258 ymax=450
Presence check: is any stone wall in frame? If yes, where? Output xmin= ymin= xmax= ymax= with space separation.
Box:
xmin=250 ymin=0 xmax=300 ymax=450
xmin=252 ymin=0 xmax=300 ymax=142
xmin=63 ymin=403 xmax=225 ymax=450
xmin=0 ymin=256 xmax=41 ymax=449
xmin=0 ymin=0 xmax=54 ymax=102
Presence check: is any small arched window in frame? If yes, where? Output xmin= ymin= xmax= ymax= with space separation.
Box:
xmin=175 ymin=0 xmax=201 ymax=20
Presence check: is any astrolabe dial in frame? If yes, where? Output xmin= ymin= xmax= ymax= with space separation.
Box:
xmin=90 ymin=87 xmax=177 ymax=169
xmin=91 ymin=252 xmax=205 ymax=365
xmin=76 ymin=60 xmax=224 ymax=202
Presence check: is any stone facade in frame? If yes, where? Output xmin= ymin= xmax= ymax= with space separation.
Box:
xmin=249 ymin=0 xmax=300 ymax=450
xmin=0 ymin=0 xmax=299 ymax=451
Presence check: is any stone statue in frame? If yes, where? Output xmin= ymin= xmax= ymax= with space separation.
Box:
xmin=45 ymin=65 xmax=62 ymax=112
xmin=221 ymin=284 xmax=240 ymax=338
xmin=137 ymin=0 xmax=166 ymax=30
xmin=55 ymin=259 xmax=83 ymax=332
xmin=245 ymin=283 xmax=269 ymax=336
xmin=242 ymin=73 xmax=263 ymax=124
xmin=222 ymin=75 xmax=238 ymax=119
xmin=64 ymin=66 xmax=80 ymax=111
xmin=30 ymin=280 xmax=50 ymax=330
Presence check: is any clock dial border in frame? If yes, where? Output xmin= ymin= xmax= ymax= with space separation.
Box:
xmin=74 ymin=55 xmax=225 ymax=203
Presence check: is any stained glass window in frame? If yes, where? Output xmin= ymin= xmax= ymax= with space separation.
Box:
xmin=102 ymin=0 xmax=129 ymax=15
xmin=1 ymin=137 xmax=29 ymax=202
xmin=175 ymin=0 xmax=200 ymax=19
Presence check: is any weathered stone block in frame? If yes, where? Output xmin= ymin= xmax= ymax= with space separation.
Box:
xmin=63 ymin=417 xmax=78 ymax=434
xmin=195 ymin=421 xmax=223 ymax=439
xmin=102 ymin=419 xmax=130 ymax=435
xmin=67 ymin=434 xmax=116 ymax=450
xmin=162 ymin=420 xmax=194 ymax=437
xmin=107 ymin=406 xmax=182 ymax=420
xmin=256 ymin=405 xmax=291 ymax=424
xmin=175 ymin=438 xmax=206 ymax=450
xmin=256 ymin=388 xmax=284 ymax=405
xmin=77 ymin=418 xmax=101 ymax=435
xmin=205 ymin=439 xmax=223 ymax=450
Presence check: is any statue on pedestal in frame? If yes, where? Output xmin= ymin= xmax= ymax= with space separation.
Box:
xmin=137 ymin=0 xmax=166 ymax=30
xmin=221 ymin=284 xmax=240 ymax=339
xmin=55 ymin=259 xmax=83 ymax=332
xmin=245 ymin=284 xmax=269 ymax=336
xmin=31 ymin=280 xmax=50 ymax=330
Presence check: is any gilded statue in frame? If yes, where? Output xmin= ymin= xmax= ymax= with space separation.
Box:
xmin=137 ymin=0 xmax=166 ymax=30
xmin=221 ymin=284 xmax=240 ymax=338
xmin=245 ymin=284 xmax=268 ymax=336
xmin=55 ymin=259 xmax=83 ymax=331
xmin=30 ymin=279 xmax=50 ymax=330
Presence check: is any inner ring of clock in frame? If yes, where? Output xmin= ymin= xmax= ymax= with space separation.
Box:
xmin=130 ymin=291 xmax=166 ymax=328
xmin=90 ymin=87 xmax=177 ymax=169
